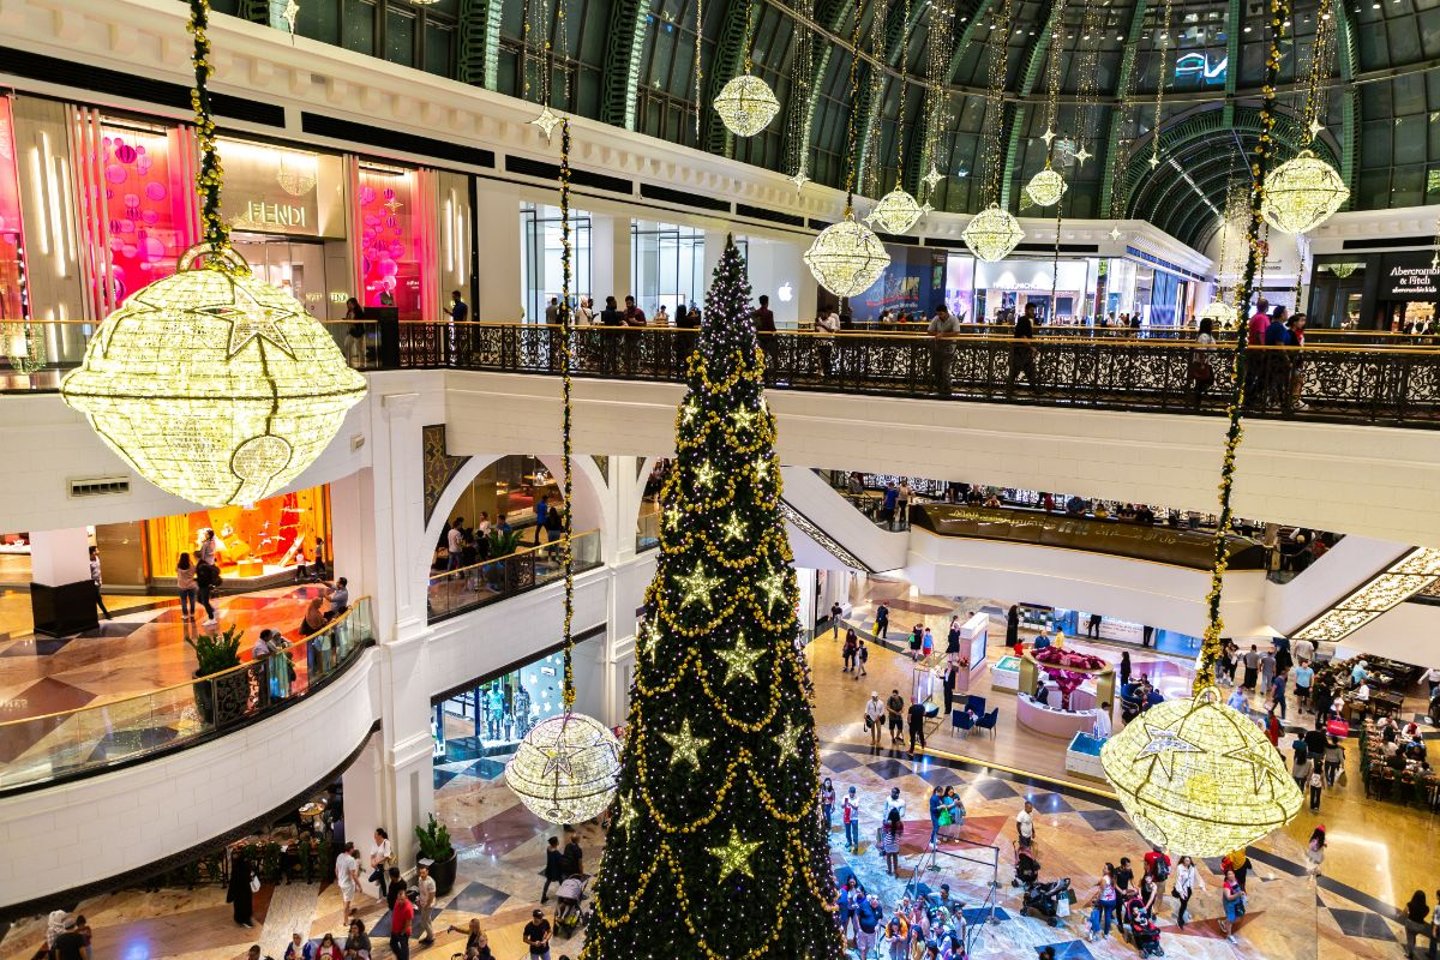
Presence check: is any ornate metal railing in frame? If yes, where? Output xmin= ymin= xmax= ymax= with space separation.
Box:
xmin=426 ymin=529 xmax=602 ymax=622
xmin=7 ymin=318 xmax=1440 ymax=426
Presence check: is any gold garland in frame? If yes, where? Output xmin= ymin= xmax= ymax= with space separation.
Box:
xmin=184 ymin=0 xmax=232 ymax=260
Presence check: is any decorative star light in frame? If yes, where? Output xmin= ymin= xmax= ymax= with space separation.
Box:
xmin=920 ymin=201 xmax=934 ymax=216
xmin=715 ymin=632 xmax=765 ymax=684
xmin=615 ymin=794 xmax=639 ymax=834
xmin=694 ymin=460 xmax=718 ymax=489
xmin=677 ymin=561 xmax=721 ymax=609
xmin=214 ymin=301 xmax=295 ymax=359
xmin=661 ymin=719 xmax=710 ymax=769
xmin=1075 ymin=145 xmax=1093 ymax=166
xmin=776 ymin=717 xmax=803 ymax=763
xmin=681 ymin=400 xmax=698 ymax=423
xmin=1040 ymin=127 xmax=1057 ymax=147
xmin=922 ymin=163 xmax=944 ymax=191
xmin=1109 ymin=227 xmax=1123 ymax=241
xmin=708 ymin=827 xmax=763 ymax=880
xmin=1134 ymin=723 xmax=1206 ymax=780
xmin=1148 ymin=152 xmax=1161 ymax=169
xmin=754 ymin=458 xmax=771 ymax=479
xmin=664 ymin=508 xmax=682 ymax=531
xmin=721 ymin=511 xmax=746 ymax=542
xmin=758 ymin=569 xmax=786 ymax=610
xmin=1224 ymin=742 xmax=1286 ymax=792
xmin=731 ymin=406 xmax=758 ymax=431
xmin=790 ymin=168 xmax=812 ymax=191
xmin=531 ymin=105 xmax=562 ymax=141
xmin=281 ymin=0 xmax=299 ymax=33
xmin=1308 ymin=118 xmax=1325 ymax=138
xmin=713 ymin=73 xmax=781 ymax=137
xmin=540 ymin=741 xmax=577 ymax=779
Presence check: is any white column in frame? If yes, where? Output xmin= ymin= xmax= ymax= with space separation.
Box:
xmin=703 ymin=228 xmax=728 ymax=291
xmin=342 ymin=733 xmax=385 ymax=896
xmin=474 ymin=183 xmax=523 ymax=321
xmin=29 ymin=528 xmax=91 ymax=586
xmin=608 ymin=215 xmax=632 ymax=302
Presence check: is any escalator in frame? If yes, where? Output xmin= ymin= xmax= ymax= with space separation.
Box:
xmin=778 ymin=466 xmax=909 ymax=573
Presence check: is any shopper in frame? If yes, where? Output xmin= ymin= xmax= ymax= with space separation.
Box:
xmin=1307 ymin=826 xmax=1327 ymax=875
xmin=907 ymin=696 xmax=928 ymax=755
xmin=226 ymin=849 xmax=256 ymax=927
xmin=449 ymin=289 xmax=469 ymax=324
xmin=1406 ymin=891 xmax=1433 ymax=959
xmin=842 ymin=786 xmax=861 ymax=851
xmin=856 ymin=638 xmax=869 ymax=677
xmin=1172 ymin=855 xmax=1202 ymax=929
xmin=1220 ymin=868 xmax=1244 ymax=943
xmin=1089 ymin=862 xmax=1118 ymax=941
xmin=842 ymin=629 xmax=858 ymax=672
xmin=1006 ymin=604 xmax=1019 ymax=647
xmin=389 ymin=877 xmax=414 ymax=960
xmin=414 ymin=862 xmax=437 ymax=946
xmin=865 ymin=692 xmax=886 ymax=747
xmin=1007 ymin=302 xmax=1039 ymax=389
xmin=820 ymin=777 xmax=836 ymax=835
xmin=1323 ymin=736 xmax=1345 ymax=787
xmin=928 ymin=785 xmax=944 ymax=847
xmin=885 ymin=689 xmax=905 ymax=744
xmin=88 ymin=546 xmax=111 ymax=620
xmin=881 ymin=809 xmax=903 ymax=876
xmin=335 ymin=841 xmax=360 ymax=918
xmin=1015 ymin=800 xmax=1035 ymax=850
xmin=523 ymin=907 xmax=552 ymax=959
xmin=875 ymin=601 xmax=890 ymax=639
xmin=855 ymin=893 xmax=883 ymax=957
xmin=368 ymin=828 xmax=392 ymax=899
xmin=176 ymin=552 xmax=198 ymax=621
xmin=928 ymin=303 xmax=962 ymax=396
xmin=1242 ymin=644 xmax=1261 ymax=690
xmin=344 ymin=296 xmax=367 ymax=365
xmin=1308 ymin=765 xmax=1325 ymax=812
xmin=196 ymin=555 xmax=221 ymax=626
xmin=343 ymin=919 xmax=371 ymax=959
xmin=541 ymin=836 xmax=565 ymax=902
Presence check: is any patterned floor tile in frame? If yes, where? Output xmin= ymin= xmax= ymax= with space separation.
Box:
xmin=820 ymin=751 xmax=864 ymax=773
xmin=1077 ymin=809 xmax=1131 ymax=832
xmin=969 ymin=776 xmax=1019 ymax=801
xmin=868 ymin=758 xmax=913 ymax=780
xmin=1025 ymin=792 xmax=1075 ymax=815
xmin=1328 ymin=908 xmax=1397 ymax=941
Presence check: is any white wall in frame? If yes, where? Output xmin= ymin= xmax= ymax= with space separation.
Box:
xmin=1337 ymin=601 xmax=1440 ymax=666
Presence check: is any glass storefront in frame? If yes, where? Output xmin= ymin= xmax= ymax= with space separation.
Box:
xmin=631 ymin=221 xmax=706 ymax=318
xmin=520 ymin=203 xmax=592 ymax=323
xmin=0 ymin=98 xmax=25 ymax=325
xmin=145 ymin=484 xmax=333 ymax=585
xmin=433 ymin=634 xmax=603 ymax=761
xmin=357 ymin=163 xmax=421 ymax=319
xmin=972 ymin=257 xmax=1093 ymax=324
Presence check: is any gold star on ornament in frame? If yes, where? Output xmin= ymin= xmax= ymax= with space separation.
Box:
xmin=210 ymin=300 xmax=295 ymax=359
xmin=921 ymin=163 xmax=944 ymax=191
xmin=530 ymin=105 xmax=562 ymax=141
xmin=777 ymin=717 xmax=803 ymax=763
xmin=721 ymin=512 xmax=746 ymax=542
xmin=708 ymin=827 xmax=762 ymax=880
xmin=661 ymin=719 xmax=710 ymax=769
xmin=539 ymin=741 xmax=576 ymax=779
xmin=731 ymin=406 xmax=758 ymax=431
xmin=677 ymin=561 xmax=721 ymax=609
xmin=715 ymin=632 xmax=765 ymax=684
xmin=1075 ymin=146 xmax=1092 ymax=166
xmin=758 ymin=570 xmax=786 ymax=611
xmin=615 ymin=794 xmax=639 ymax=833
xmin=1040 ymin=127 xmax=1057 ymax=147
xmin=1134 ymin=723 xmax=1206 ymax=780
xmin=1224 ymin=742 xmax=1284 ymax=793
xmin=790 ymin=169 xmax=811 ymax=191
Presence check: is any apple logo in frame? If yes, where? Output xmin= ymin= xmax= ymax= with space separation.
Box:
xmin=777 ymin=282 xmax=794 ymax=303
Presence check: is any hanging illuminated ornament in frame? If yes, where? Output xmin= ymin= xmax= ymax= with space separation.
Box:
xmin=789 ymin=168 xmax=811 ymax=192
xmin=60 ymin=0 xmax=366 ymax=508
xmin=1024 ymin=167 xmax=1067 ymax=208
xmin=506 ymin=119 xmax=620 ymax=825
xmin=5 ymin=320 xmax=46 ymax=376
xmin=963 ymin=204 xmax=1026 ymax=262
xmin=1196 ymin=300 xmax=1237 ymax=325
xmin=921 ymin=162 xmax=944 ymax=192
xmin=867 ymin=188 xmax=924 ymax=234
xmin=530 ymin=105 xmax=562 ymax=141
xmin=1101 ymin=690 xmax=1302 ymax=856
xmin=280 ymin=0 xmax=299 ymax=33
xmin=275 ymin=151 xmax=316 ymax=196
xmin=1325 ymin=262 xmax=1360 ymax=278
xmin=1261 ymin=151 xmax=1348 ymax=234
xmin=805 ymin=213 xmax=890 ymax=297
xmin=714 ymin=73 xmax=781 ymax=137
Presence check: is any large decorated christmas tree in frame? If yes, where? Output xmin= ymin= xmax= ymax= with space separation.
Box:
xmin=581 ymin=239 xmax=843 ymax=960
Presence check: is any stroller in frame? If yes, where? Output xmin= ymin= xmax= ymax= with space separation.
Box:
xmin=1124 ymin=900 xmax=1165 ymax=957
xmin=1021 ymin=877 xmax=1072 ymax=927
xmin=554 ymin=874 xmax=590 ymax=937
xmin=1012 ymin=847 xmax=1042 ymax=887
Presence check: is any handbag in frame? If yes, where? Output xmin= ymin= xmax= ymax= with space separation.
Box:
xmin=1187 ymin=358 xmax=1215 ymax=385
xmin=864 ymin=714 xmax=874 ymax=731
xmin=249 ymin=873 xmax=261 ymax=893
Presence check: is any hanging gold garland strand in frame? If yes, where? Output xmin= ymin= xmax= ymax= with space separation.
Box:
xmin=1148 ymin=0 xmax=1175 ymax=169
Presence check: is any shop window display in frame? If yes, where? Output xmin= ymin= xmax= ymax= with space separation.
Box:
xmin=92 ymin=123 xmax=197 ymax=304
xmin=0 ymin=98 xmax=26 ymax=325
xmin=145 ymin=485 xmax=332 ymax=583
xmin=357 ymin=164 xmax=420 ymax=318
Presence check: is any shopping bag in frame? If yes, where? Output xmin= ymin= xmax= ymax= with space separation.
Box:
xmin=1055 ymin=896 xmax=1071 ymax=917
xmin=1326 ymin=718 xmax=1349 ymax=737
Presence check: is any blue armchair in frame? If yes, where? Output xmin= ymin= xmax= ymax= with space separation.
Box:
xmin=951 ymin=709 xmax=976 ymax=737
xmin=975 ymin=708 xmax=999 ymax=739
xmin=965 ymin=695 xmax=988 ymax=717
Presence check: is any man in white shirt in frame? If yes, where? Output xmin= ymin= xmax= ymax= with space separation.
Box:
xmin=1293 ymin=637 xmax=1315 ymax=665
xmin=1427 ymin=665 xmax=1440 ymax=699
xmin=865 ymin=692 xmax=887 ymax=747
xmin=446 ymin=520 xmax=465 ymax=571
xmin=883 ymin=787 xmax=906 ymax=822
xmin=1092 ymin=701 xmax=1113 ymax=739
xmin=414 ymin=862 xmax=437 ymax=945
xmin=1015 ymin=800 xmax=1036 ymax=849
xmin=335 ymin=842 xmax=360 ymax=918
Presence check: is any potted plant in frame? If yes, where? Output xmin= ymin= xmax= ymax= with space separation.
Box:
xmin=188 ymin=624 xmax=243 ymax=724
xmin=414 ymin=813 xmax=457 ymax=896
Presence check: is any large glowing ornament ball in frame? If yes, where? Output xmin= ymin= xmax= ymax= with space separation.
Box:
xmin=505 ymin=711 xmax=621 ymax=824
xmin=1024 ymin=168 xmax=1067 ymax=208
xmin=963 ymin=204 xmax=1026 ymax=263
xmin=713 ymin=73 xmax=781 ymax=137
xmin=868 ymin=189 xmax=924 ymax=235
xmin=61 ymin=245 xmax=367 ymax=508
xmin=1100 ymin=688 xmax=1303 ymax=857
xmin=1196 ymin=301 xmax=1238 ymax=325
xmin=1261 ymin=150 xmax=1349 ymax=235
xmin=804 ymin=214 xmax=891 ymax=298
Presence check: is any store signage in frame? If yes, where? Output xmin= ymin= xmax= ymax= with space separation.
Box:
xmin=1382 ymin=262 xmax=1440 ymax=299
xmin=1174 ymin=52 xmax=1227 ymax=86
xmin=236 ymin=199 xmax=309 ymax=231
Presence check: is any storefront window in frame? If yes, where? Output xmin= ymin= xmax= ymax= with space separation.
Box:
xmin=357 ymin=164 xmax=420 ymax=319
xmin=145 ymin=484 xmax=332 ymax=584
xmin=631 ymin=221 xmax=707 ymax=317
xmin=973 ymin=258 xmax=1092 ymax=324
xmin=0 ymin=98 xmax=26 ymax=324
xmin=520 ymin=203 xmax=592 ymax=322
xmin=94 ymin=122 xmax=197 ymax=303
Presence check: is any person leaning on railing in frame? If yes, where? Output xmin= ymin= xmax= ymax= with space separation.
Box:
xmin=1008 ymin=303 xmax=1039 ymax=390
xmin=815 ymin=308 xmax=840 ymax=377
xmin=927 ymin=304 xmax=962 ymax=396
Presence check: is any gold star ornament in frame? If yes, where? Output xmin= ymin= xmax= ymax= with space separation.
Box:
xmin=530 ymin=105 xmax=562 ymax=141
xmin=708 ymin=827 xmax=763 ymax=880
xmin=715 ymin=632 xmax=766 ymax=684
xmin=661 ymin=719 xmax=710 ymax=769
xmin=677 ymin=561 xmax=722 ymax=610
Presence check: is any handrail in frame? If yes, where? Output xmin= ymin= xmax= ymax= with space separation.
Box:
xmin=427 ymin=528 xmax=603 ymax=623
xmin=429 ymin=528 xmax=600 ymax=582
xmin=0 ymin=597 xmax=375 ymax=794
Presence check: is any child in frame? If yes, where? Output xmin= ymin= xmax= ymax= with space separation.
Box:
xmin=1308 ymin=767 xmax=1324 ymax=813
xmin=856 ymin=640 xmax=869 ymax=677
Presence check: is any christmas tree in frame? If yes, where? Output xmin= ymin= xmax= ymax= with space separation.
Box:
xmin=581 ymin=239 xmax=843 ymax=960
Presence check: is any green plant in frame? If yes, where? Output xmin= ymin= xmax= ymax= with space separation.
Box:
xmin=415 ymin=813 xmax=454 ymax=862
xmin=187 ymin=623 xmax=244 ymax=675
xmin=488 ymin=529 xmax=523 ymax=558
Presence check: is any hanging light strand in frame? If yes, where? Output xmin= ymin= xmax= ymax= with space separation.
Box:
xmin=918 ymin=0 xmax=955 ymax=203
xmin=694 ymin=0 xmax=704 ymax=138
xmin=1148 ymin=0 xmax=1175 ymax=168
xmin=185 ymin=0 xmax=229 ymax=255
xmin=842 ymin=0 xmax=866 ymax=208
xmin=1301 ymin=0 xmax=1336 ymax=142
xmin=1074 ymin=0 xmax=1104 ymax=163
xmin=979 ymin=0 xmax=1014 ymax=206
xmin=893 ymin=0 xmax=911 ymax=190
xmin=784 ymin=0 xmax=815 ymax=183
xmin=1042 ymin=0 xmax=1065 ymax=166
xmin=558 ymin=117 xmax=577 ymax=707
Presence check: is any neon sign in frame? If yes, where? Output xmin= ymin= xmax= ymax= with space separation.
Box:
xmin=1174 ymin=52 xmax=1227 ymax=85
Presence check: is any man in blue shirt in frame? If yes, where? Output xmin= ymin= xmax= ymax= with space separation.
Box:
xmin=882 ymin=482 xmax=900 ymax=530
xmin=1271 ymin=668 xmax=1288 ymax=719
xmin=1293 ymin=662 xmax=1315 ymax=711
xmin=449 ymin=290 xmax=468 ymax=323
xmin=929 ymin=785 xmax=945 ymax=846
xmin=533 ymin=496 xmax=549 ymax=546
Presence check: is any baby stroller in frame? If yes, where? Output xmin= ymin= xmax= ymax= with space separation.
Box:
xmin=1022 ymin=877 xmax=1072 ymax=927
xmin=1012 ymin=847 xmax=1042 ymax=887
xmin=1124 ymin=902 xmax=1164 ymax=957
xmin=554 ymin=874 xmax=590 ymax=937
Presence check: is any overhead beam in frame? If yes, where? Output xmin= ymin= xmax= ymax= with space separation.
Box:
xmin=599 ymin=0 xmax=649 ymax=128
xmin=458 ymin=0 xmax=504 ymax=90
xmin=1334 ymin=0 xmax=1360 ymax=205
xmin=1222 ymin=0 xmax=1240 ymax=125
xmin=1097 ymin=0 xmax=1149 ymax=215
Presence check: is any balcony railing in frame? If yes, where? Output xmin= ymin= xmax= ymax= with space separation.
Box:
xmin=426 ymin=530 xmax=601 ymax=622
xmin=0 ymin=597 xmax=375 ymax=794
xmin=7 ymin=319 xmax=1440 ymax=427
